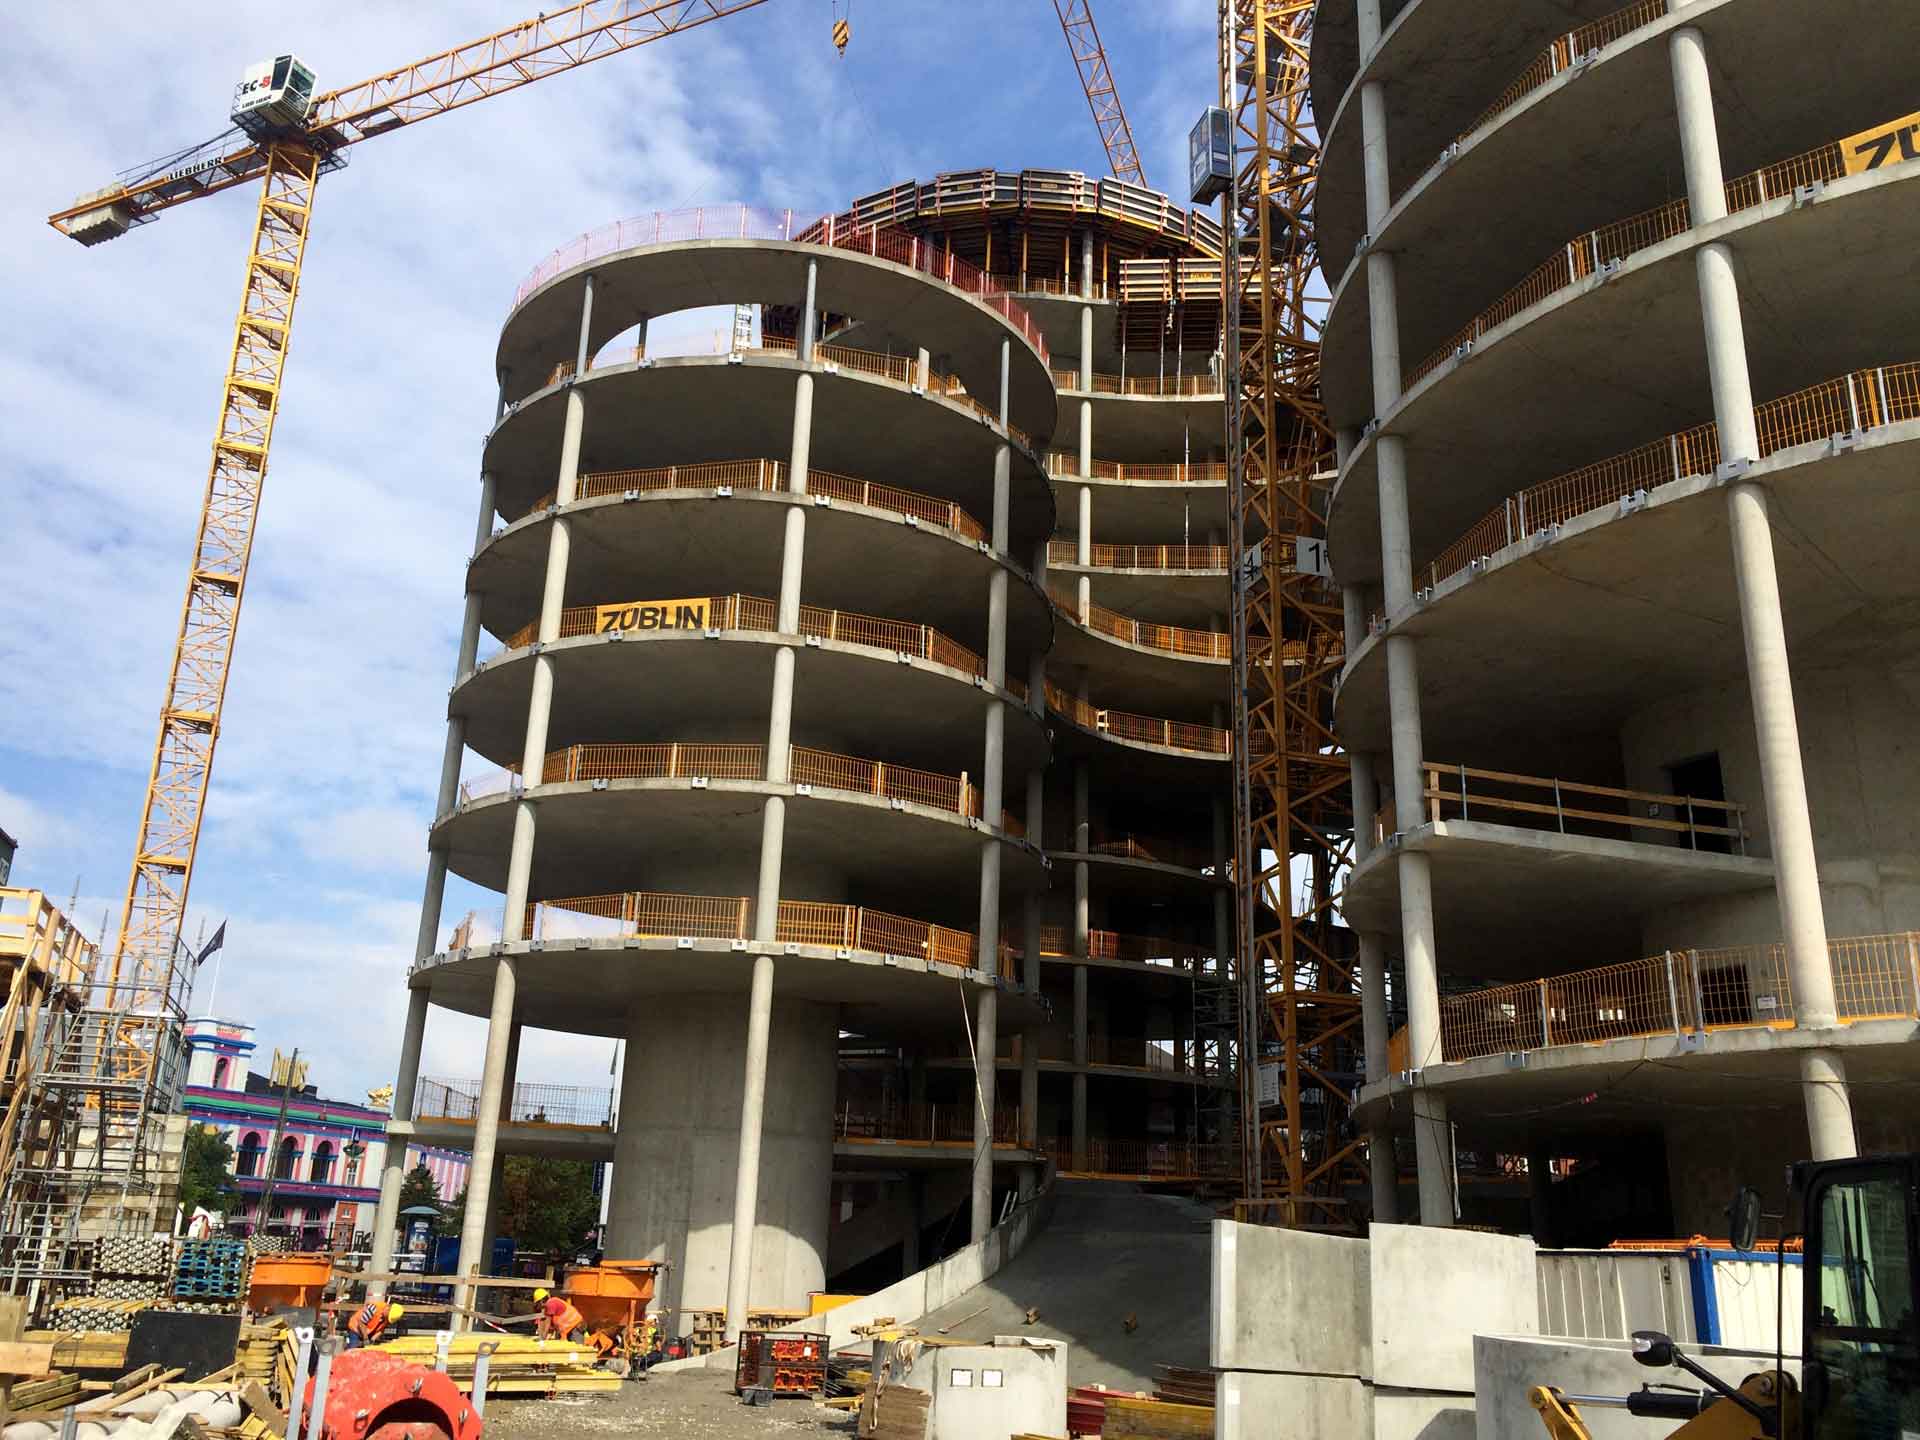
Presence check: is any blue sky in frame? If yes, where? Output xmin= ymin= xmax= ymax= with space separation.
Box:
xmin=1 ymin=0 xmax=1219 ymax=1101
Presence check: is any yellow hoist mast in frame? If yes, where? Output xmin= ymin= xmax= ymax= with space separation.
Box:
xmin=1219 ymin=1 xmax=1364 ymax=1224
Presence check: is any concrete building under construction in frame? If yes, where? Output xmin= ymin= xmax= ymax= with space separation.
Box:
xmin=1317 ymin=0 xmax=1920 ymax=1237
xmin=375 ymin=172 xmax=1243 ymax=1337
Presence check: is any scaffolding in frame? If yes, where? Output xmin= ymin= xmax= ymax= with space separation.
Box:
xmin=0 ymin=888 xmax=191 ymax=1309
xmin=1221 ymin=1 xmax=1368 ymax=1228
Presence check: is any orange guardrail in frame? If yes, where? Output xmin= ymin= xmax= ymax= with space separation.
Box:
xmin=1046 ymin=453 xmax=1229 ymax=484
xmin=1084 ymin=828 xmax=1220 ymax=874
xmin=500 ymin=592 xmax=999 ymax=681
xmin=1047 ymin=1140 xmax=1236 ymax=1181
xmin=525 ymin=457 xmax=986 ymax=542
xmin=834 ymin=1102 xmax=1021 ymax=1146
xmin=1035 ymin=923 xmax=1216 ymax=970
xmin=1458 ymin=0 xmax=1672 ymax=148
xmin=1422 ymin=363 xmax=1920 ymax=591
xmin=515 ymin=890 xmax=1013 ymax=978
xmin=1404 ymin=761 xmax=1747 ymax=852
xmin=512 ymin=203 xmax=1049 ymax=362
xmin=1432 ymin=932 xmax=1920 ymax=1063
xmin=1407 ymin=131 xmax=1858 ymax=389
xmin=1047 ymin=540 xmax=1230 ymax=571
xmin=461 ymin=741 xmax=1023 ymax=835
xmin=1048 ymin=585 xmax=1231 ymax=659
xmin=1043 ymin=680 xmax=1231 ymax=755
xmin=1051 ymin=367 xmax=1219 ymax=397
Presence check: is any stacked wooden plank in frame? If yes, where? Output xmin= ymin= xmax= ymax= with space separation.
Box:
xmin=857 ymin=1383 xmax=930 ymax=1439
xmin=10 ymin=1372 xmax=82 ymax=1412
xmin=368 ymin=1334 xmax=618 ymax=1395
xmin=1103 ymin=1395 xmax=1214 ymax=1438
xmin=237 ymin=1318 xmax=294 ymax=1403
xmin=25 ymin=1330 xmax=130 ymax=1371
xmin=1151 ymin=1365 xmax=1216 ymax=1407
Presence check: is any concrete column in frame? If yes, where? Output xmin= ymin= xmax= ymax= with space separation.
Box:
xmin=1020 ymin=769 xmax=1043 ymax=1149
xmin=453 ymin=957 xmax=516 ymax=1323
xmin=1358 ymin=932 xmax=1398 ymax=1224
xmin=722 ymin=951 xmax=776 ymax=1343
xmin=970 ymin=984 xmax=999 ymax=1242
xmin=1668 ymin=20 xmax=1851 ymax=1151
xmin=1411 ymin=1089 xmax=1453 ymax=1226
xmin=1071 ymin=964 xmax=1089 ymax=1170
xmin=368 ymin=986 xmax=429 ymax=1291
xmin=721 ymin=261 xmax=821 ymax=1344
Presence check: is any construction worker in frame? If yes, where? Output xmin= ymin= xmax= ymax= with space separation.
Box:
xmin=345 ymin=1297 xmax=404 ymax=1348
xmin=532 ymin=1287 xmax=586 ymax=1344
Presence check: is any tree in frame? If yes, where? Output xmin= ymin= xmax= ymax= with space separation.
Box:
xmin=438 ymin=1160 xmax=598 ymax=1257
xmin=397 ymin=1162 xmax=442 ymax=1215
xmin=179 ymin=1123 xmax=238 ymax=1216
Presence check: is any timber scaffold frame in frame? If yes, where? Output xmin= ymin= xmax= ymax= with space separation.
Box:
xmin=1221 ymin=0 xmax=1366 ymax=1228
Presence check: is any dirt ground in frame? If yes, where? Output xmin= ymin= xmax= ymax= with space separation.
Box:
xmin=482 ymin=1367 xmax=857 ymax=1440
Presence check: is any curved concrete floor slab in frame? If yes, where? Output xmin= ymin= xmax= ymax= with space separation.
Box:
xmin=452 ymin=629 xmax=1051 ymax=776
xmin=484 ymin=355 xmax=1055 ymax=551
xmin=1330 ymin=163 xmax=1920 ymax=581
xmin=499 ymin=238 xmax=1057 ymax=443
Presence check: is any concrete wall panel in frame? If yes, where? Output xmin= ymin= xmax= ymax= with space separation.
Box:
xmin=1369 ymin=1224 xmax=1536 ymax=1391
xmin=1215 ymin=1371 xmax=1371 ymax=1440
xmin=1210 ymin=1219 xmax=1371 ymax=1376
xmin=1371 ymin=1388 xmax=1476 ymax=1440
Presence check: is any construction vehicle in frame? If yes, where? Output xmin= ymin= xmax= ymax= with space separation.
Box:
xmin=1532 ymin=1154 xmax=1918 ymax=1439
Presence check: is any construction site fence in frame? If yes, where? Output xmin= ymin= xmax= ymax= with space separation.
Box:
xmin=1423 ymin=362 xmax=1920 ymax=593
xmin=1459 ymin=0 xmax=1673 ymax=152
xmin=1409 ymin=122 xmax=1860 ymax=389
xmin=1045 ymin=453 xmax=1229 ymax=484
xmin=838 ymin=167 xmax=1223 ymax=257
xmin=1046 ymin=1140 xmax=1236 ymax=1180
xmin=1047 ymin=540 xmax=1230 ymax=571
xmin=1049 ymin=584 xmax=1232 ymax=660
xmin=1432 ymin=931 xmax=1920 ymax=1063
xmin=413 ymin=1077 xmax=615 ymax=1128
xmin=1395 ymin=761 xmax=1748 ymax=852
xmin=513 ymin=891 xmax=1013 ymax=979
xmin=834 ymin=1103 xmax=1021 ymax=1146
xmin=526 ymin=456 xmax=986 ymax=543
xmin=513 ymin=204 xmax=1049 ymax=361
xmin=1042 ymin=680 xmax=1231 ymax=755
xmin=460 ymin=741 xmax=1022 ymax=836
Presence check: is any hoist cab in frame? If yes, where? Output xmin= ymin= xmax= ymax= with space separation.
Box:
xmin=232 ymin=55 xmax=317 ymax=142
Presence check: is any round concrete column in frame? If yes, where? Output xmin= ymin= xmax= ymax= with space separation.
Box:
xmin=609 ymin=993 xmax=836 ymax=1332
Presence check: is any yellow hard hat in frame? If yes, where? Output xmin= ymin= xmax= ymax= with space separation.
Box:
xmin=534 ymin=1288 xmax=550 ymax=1301
xmin=387 ymin=1304 xmax=405 ymax=1320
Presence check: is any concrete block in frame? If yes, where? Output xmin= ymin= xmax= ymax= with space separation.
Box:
xmin=1474 ymin=1335 xmax=1797 ymax=1440
xmin=1210 ymin=1219 xmax=1371 ymax=1375
xmin=1370 ymin=1224 xmax=1537 ymax=1391
xmin=1216 ymin=1371 xmax=1372 ymax=1440
xmin=1373 ymin=1387 xmax=1476 ymax=1440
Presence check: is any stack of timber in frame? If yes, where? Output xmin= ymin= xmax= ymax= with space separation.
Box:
xmin=10 ymin=1371 xmax=83 ymax=1413
xmin=368 ymin=1335 xmax=618 ymax=1395
xmin=1102 ymin=1393 xmax=1214 ymax=1438
xmin=238 ymin=1318 xmax=295 ymax=1403
xmin=684 ymin=1307 xmax=810 ymax=1356
xmin=24 ymin=1330 xmax=131 ymax=1371
xmin=857 ymin=1384 xmax=930 ymax=1439
xmin=1152 ymin=1365 xmax=1216 ymax=1407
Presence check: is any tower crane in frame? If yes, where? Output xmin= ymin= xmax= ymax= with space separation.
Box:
xmin=44 ymin=0 xmax=1147 ymax=1113
xmin=46 ymin=0 xmax=778 ymax=1098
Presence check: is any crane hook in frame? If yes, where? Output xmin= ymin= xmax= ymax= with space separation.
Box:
xmin=832 ymin=0 xmax=850 ymax=55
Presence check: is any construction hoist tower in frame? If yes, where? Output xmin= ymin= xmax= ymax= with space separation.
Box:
xmin=0 ymin=889 xmax=192 ymax=1309
xmin=1214 ymin=0 xmax=1368 ymax=1228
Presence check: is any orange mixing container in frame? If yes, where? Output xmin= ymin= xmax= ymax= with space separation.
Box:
xmin=561 ymin=1260 xmax=661 ymax=1333
xmin=249 ymin=1252 xmax=334 ymax=1311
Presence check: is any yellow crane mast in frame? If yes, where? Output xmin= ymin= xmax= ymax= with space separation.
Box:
xmin=1217 ymin=0 xmax=1360 ymax=1224
xmin=46 ymin=0 xmax=777 ymax=1090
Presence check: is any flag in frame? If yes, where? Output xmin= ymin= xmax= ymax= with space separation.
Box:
xmin=194 ymin=920 xmax=227 ymax=968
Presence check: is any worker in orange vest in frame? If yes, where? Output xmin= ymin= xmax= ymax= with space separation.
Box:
xmin=532 ymin=1288 xmax=585 ymax=1343
xmin=345 ymin=1298 xmax=404 ymax=1348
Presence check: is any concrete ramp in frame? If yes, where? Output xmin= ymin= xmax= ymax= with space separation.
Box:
xmin=910 ymin=1180 xmax=1213 ymax=1390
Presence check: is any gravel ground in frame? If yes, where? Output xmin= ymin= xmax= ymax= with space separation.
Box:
xmin=482 ymin=1368 xmax=857 ymax=1440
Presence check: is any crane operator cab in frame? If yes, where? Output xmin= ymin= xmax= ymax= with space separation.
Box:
xmin=232 ymin=56 xmax=317 ymax=141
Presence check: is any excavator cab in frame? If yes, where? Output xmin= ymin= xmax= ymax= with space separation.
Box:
xmin=1798 ymin=1155 xmax=1919 ymax=1438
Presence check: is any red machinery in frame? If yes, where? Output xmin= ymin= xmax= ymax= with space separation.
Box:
xmin=297 ymin=1350 xmax=482 ymax=1440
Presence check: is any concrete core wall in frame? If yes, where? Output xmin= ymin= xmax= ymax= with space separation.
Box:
xmin=607 ymin=990 xmax=836 ymax=1323
xmin=1625 ymin=659 xmax=1920 ymax=947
